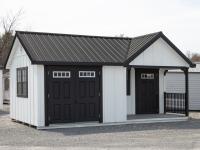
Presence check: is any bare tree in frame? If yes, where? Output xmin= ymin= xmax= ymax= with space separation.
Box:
xmin=186 ymin=50 xmax=200 ymax=62
xmin=186 ymin=50 xmax=191 ymax=59
xmin=191 ymin=53 xmax=200 ymax=62
xmin=0 ymin=9 xmax=24 ymax=67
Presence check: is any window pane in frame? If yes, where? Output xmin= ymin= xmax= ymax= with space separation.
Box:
xmin=22 ymin=70 xmax=26 ymax=82
xmin=17 ymin=83 xmax=21 ymax=96
xmin=18 ymin=70 xmax=21 ymax=82
xmin=22 ymin=82 xmax=27 ymax=96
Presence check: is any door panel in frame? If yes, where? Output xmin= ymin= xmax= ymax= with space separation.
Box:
xmin=76 ymin=68 xmax=100 ymax=122
xmin=48 ymin=68 xmax=75 ymax=123
xmin=46 ymin=66 xmax=101 ymax=124
xmin=136 ymin=69 xmax=159 ymax=114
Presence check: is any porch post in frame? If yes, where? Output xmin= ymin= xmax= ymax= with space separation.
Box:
xmin=184 ymin=68 xmax=189 ymax=116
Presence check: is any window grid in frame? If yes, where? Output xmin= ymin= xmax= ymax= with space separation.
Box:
xmin=141 ymin=73 xmax=154 ymax=79
xmin=79 ymin=71 xmax=95 ymax=78
xmin=53 ymin=71 xmax=71 ymax=78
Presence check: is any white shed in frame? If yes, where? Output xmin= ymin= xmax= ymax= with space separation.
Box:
xmin=166 ymin=63 xmax=200 ymax=110
xmin=5 ymin=31 xmax=195 ymax=128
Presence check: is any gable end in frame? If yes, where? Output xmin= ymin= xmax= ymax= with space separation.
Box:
xmin=124 ymin=32 xmax=195 ymax=68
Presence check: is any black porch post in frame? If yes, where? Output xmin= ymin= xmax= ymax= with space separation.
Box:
xmin=184 ymin=68 xmax=189 ymax=116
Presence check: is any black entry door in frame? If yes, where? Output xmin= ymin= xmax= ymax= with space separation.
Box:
xmin=46 ymin=66 xmax=101 ymax=124
xmin=48 ymin=67 xmax=75 ymax=123
xmin=76 ymin=67 xmax=100 ymax=122
xmin=135 ymin=69 xmax=159 ymax=114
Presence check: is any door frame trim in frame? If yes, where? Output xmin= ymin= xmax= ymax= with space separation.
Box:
xmin=135 ymin=68 xmax=159 ymax=114
xmin=44 ymin=65 xmax=103 ymax=126
xmin=44 ymin=65 xmax=49 ymax=126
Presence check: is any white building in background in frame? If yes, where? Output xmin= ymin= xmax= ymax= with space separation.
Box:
xmin=166 ymin=63 xmax=200 ymax=110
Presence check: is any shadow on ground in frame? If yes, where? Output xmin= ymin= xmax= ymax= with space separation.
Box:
xmin=44 ymin=118 xmax=200 ymax=136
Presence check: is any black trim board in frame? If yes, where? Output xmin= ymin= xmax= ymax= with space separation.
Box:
xmin=189 ymin=110 xmax=200 ymax=112
xmin=129 ymin=65 xmax=189 ymax=69
xmin=4 ymin=34 xmax=34 ymax=69
xmin=16 ymin=32 xmax=35 ymax=63
xmin=44 ymin=65 xmax=49 ymax=126
xmin=167 ymin=72 xmax=200 ymax=74
xmin=99 ymin=67 xmax=103 ymax=123
xmin=4 ymin=34 xmax=17 ymax=69
xmin=32 ymin=61 xmax=123 ymax=66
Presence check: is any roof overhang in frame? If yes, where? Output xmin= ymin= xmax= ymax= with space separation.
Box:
xmin=5 ymin=31 xmax=196 ymax=68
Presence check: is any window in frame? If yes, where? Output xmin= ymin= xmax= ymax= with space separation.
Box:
xmin=79 ymin=71 xmax=95 ymax=78
xmin=53 ymin=71 xmax=71 ymax=78
xmin=141 ymin=73 xmax=154 ymax=79
xmin=17 ymin=67 xmax=28 ymax=97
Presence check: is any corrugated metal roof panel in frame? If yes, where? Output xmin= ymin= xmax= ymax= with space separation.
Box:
xmin=127 ymin=32 xmax=160 ymax=59
xmin=12 ymin=31 xmax=194 ymax=67
xmin=17 ymin=31 xmax=131 ymax=64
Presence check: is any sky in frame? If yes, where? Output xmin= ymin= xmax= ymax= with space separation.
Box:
xmin=0 ymin=0 xmax=200 ymax=54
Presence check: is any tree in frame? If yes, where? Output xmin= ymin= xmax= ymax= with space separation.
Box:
xmin=0 ymin=9 xmax=23 ymax=67
xmin=186 ymin=50 xmax=200 ymax=62
xmin=191 ymin=53 xmax=200 ymax=62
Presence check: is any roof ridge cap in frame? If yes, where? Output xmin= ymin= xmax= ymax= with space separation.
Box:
xmin=130 ymin=31 xmax=162 ymax=40
xmin=16 ymin=30 xmax=132 ymax=40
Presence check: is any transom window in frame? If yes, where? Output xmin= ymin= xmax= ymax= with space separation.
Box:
xmin=53 ymin=71 xmax=71 ymax=78
xmin=17 ymin=67 xmax=28 ymax=97
xmin=141 ymin=73 xmax=154 ymax=79
xmin=79 ymin=71 xmax=95 ymax=78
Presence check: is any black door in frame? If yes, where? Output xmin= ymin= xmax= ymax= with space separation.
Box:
xmin=76 ymin=67 xmax=100 ymax=122
xmin=135 ymin=69 xmax=159 ymax=114
xmin=47 ymin=67 xmax=76 ymax=123
xmin=46 ymin=66 xmax=101 ymax=124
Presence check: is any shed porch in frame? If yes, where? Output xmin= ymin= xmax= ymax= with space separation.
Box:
xmin=38 ymin=113 xmax=188 ymax=130
xmin=126 ymin=66 xmax=189 ymax=118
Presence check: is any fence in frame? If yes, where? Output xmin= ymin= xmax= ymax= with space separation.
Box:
xmin=164 ymin=92 xmax=186 ymax=115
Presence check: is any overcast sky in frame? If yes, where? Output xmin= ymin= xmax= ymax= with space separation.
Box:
xmin=1 ymin=0 xmax=200 ymax=54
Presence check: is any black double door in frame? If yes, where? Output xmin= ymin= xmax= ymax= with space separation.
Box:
xmin=135 ymin=69 xmax=159 ymax=114
xmin=46 ymin=66 xmax=101 ymax=124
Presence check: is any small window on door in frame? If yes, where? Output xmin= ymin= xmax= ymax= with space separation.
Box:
xmin=53 ymin=71 xmax=71 ymax=78
xmin=141 ymin=73 xmax=154 ymax=79
xmin=79 ymin=71 xmax=95 ymax=78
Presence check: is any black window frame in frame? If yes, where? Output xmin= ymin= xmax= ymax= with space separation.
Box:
xmin=17 ymin=67 xmax=28 ymax=98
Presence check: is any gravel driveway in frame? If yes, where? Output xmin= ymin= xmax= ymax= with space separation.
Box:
xmin=1 ymin=109 xmax=200 ymax=150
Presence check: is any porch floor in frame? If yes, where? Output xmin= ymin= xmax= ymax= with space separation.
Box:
xmin=127 ymin=113 xmax=185 ymax=120
xmin=38 ymin=113 xmax=188 ymax=130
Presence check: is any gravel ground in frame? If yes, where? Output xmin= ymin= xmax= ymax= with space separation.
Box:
xmin=1 ymin=108 xmax=200 ymax=150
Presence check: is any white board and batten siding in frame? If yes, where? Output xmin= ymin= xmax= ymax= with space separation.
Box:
xmin=102 ymin=66 xmax=127 ymax=123
xmin=127 ymin=68 xmax=135 ymax=115
xmin=7 ymin=38 xmax=45 ymax=127
xmin=129 ymin=38 xmax=189 ymax=67
xmin=166 ymin=72 xmax=200 ymax=110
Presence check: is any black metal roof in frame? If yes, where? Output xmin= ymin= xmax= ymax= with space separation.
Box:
xmin=6 ymin=31 xmax=195 ymax=67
